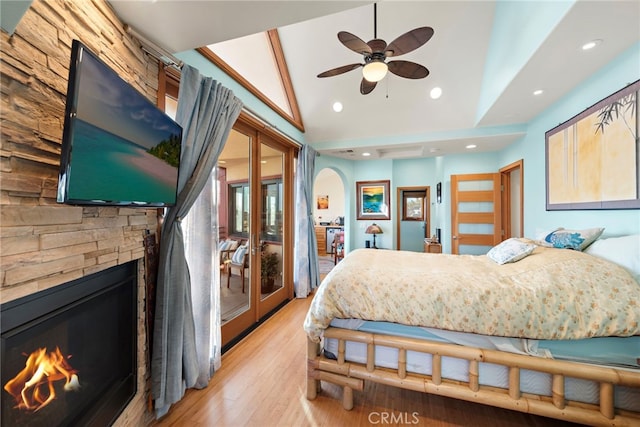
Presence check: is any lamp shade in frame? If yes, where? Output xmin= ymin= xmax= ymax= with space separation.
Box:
xmin=365 ymin=224 xmax=383 ymax=235
xmin=362 ymin=60 xmax=388 ymax=82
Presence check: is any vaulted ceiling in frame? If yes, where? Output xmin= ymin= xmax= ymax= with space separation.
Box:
xmin=110 ymin=1 xmax=640 ymax=160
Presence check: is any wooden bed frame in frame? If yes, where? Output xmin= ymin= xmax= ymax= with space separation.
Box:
xmin=306 ymin=327 xmax=640 ymax=426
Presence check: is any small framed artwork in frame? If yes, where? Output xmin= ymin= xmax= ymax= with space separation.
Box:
xmin=316 ymin=195 xmax=329 ymax=209
xmin=546 ymin=79 xmax=640 ymax=210
xmin=402 ymin=190 xmax=425 ymax=221
xmin=356 ymin=180 xmax=390 ymax=220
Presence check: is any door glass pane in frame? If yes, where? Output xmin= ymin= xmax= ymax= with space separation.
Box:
xmin=219 ymin=129 xmax=251 ymax=324
xmin=260 ymin=142 xmax=284 ymax=298
xmin=458 ymin=180 xmax=494 ymax=191
xmin=458 ymin=202 xmax=494 ymax=212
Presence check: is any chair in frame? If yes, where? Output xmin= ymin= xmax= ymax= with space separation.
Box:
xmin=226 ymin=244 xmax=249 ymax=292
xmin=332 ymin=232 xmax=345 ymax=264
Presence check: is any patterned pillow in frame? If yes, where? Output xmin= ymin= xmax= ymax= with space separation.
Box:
xmin=231 ymin=245 xmax=248 ymax=264
xmin=487 ymin=238 xmax=536 ymax=265
xmin=542 ymin=227 xmax=604 ymax=251
xmin=219 ymin=240 xmax=231 ymax=251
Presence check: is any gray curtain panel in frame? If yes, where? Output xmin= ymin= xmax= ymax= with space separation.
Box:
xmin=294 ymin=144 xmax=320 ymax=297
xmin=151 ymin=64 xmax=243 ymax=418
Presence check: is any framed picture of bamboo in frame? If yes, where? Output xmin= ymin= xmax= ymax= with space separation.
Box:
xmin=545 ymin=79 xmax=640 ymax=210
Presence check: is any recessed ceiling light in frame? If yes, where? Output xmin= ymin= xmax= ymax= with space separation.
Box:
xmin=429 ymin=148 xmax=440 ymax=153
xmin=430 ymin=87 xmax=442 ymax=99
xmin=218 ymin=160 xmax=226 ymax=164
xmin=533 ymin=89 xmax=544 ymax=96
xmin=332 ymin=101 xmax=343 ymax=112
xmin=261 ymin=160 xmax=267 ymax=164
xmin=465 ymin=144 xmax=477 ymax=149
xmin=362 ymin=152 xmax=371 ymax=157
xmin=582 ymin=39 xmax=602 ymax=51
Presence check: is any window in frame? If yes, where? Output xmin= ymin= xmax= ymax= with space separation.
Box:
xmin=261 ymin=179 xmax=283 ymax=242
xmin=229 ymin=178 xmax=283 ymax=242
xmin=230 ymin=184 xmax=250 ymax=236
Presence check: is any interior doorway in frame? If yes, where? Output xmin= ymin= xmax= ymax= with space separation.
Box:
xmin=396 ymin=186 xmax=430 ymax=252
xmin=450 ymin=160 xmax=523 ymax=255
xmin=313 ymin=168 xmax=345 ymax=275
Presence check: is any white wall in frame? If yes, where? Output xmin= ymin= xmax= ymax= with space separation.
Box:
xmin=313 ymin=168 xmax=344 ymax=224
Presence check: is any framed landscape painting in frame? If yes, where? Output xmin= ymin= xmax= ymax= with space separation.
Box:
xmin=545 ymin=79 xmax=640 ymax=210
xmin=356 ymin=180 xmax=390 ymax=220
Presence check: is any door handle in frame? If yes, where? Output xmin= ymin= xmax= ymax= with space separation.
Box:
xmin=452 ymin=235 xmax=458 ymax=240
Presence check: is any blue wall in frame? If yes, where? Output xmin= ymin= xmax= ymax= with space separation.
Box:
xmin=319 ymin=43 xmax=640 ymax=252
xmin=178 ymin=42 xmax=640 ymax=254
xmin=500 ymin=42 xmax=640 ymax=239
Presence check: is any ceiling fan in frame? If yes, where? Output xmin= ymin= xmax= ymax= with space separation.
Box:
xmin=317 ymin=3 xmax=434 ymax=95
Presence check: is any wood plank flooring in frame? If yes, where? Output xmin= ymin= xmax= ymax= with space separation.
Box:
xmin=153 ymin=297 xmax=581 ymax=427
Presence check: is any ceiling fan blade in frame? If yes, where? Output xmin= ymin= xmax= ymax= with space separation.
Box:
xmin=317 ymin=63 xmax=362 ymax=78
xmin=385 ymin=27 xmax=434 ymax=57
xmin=360 ymin=78 xmax=377 ymax=95
xmin=338 ymin=31 xmax=372 ymax=55
xmin=388 ymin=60 xmax=429 ymax=79
xmin=367 ymin=39 xmax=387 ymax=53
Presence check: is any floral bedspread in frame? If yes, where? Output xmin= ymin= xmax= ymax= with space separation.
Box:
xmin=303 ymin=247 xmax=640 ymax=342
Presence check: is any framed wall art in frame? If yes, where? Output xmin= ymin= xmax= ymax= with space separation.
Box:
xmin=545 ymin=79 xmax=639 ymax=210
xmin=316 ymin=195 xmax=329 ymax=209
xmin=356 ymin=180 xmax=390 ymax=220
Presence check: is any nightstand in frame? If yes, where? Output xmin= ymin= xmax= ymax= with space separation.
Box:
xmin=424 ymin=241 xmax=442 ymax=253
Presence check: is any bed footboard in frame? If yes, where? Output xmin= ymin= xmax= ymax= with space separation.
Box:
xmin=306 ymin=328 xmax=640 ymax=426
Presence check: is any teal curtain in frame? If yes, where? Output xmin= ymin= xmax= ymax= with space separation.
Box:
xmin=151 ymin=64 xmax=243 ymax=418
xmin=294 ymin=144 xmax=320 ymax=297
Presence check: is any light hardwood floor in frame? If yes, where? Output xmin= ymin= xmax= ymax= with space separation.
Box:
xmin=153 ymin=297 xmax=580 ymax=427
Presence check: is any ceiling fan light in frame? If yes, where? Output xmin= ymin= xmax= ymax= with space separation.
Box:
xmin=362 ymin=61 xmax=388 ymax=82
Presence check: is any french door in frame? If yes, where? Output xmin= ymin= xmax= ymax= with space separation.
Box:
xmin=219 ymin=118 xmax=294 ymax=348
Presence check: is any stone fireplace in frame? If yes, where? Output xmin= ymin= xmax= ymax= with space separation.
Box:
xmin=1 ymin=1 xmax=166 ymax=425
xmin=1 ymin=262 xmax=137 ymax=426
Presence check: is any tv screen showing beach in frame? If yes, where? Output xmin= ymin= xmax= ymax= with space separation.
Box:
xmin=58 ymin=41 xmax=182 ymax=206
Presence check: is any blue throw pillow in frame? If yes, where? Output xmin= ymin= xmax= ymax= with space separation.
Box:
xmin=543 ymin=227 xmax=604 ymax=251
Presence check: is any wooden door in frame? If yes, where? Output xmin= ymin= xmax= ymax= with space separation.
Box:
xmin=450 ymin=173 xmax=501 ymax=255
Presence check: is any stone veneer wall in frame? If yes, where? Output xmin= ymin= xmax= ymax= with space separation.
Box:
xmin=1 ymin=1 xmax=162 ymax=425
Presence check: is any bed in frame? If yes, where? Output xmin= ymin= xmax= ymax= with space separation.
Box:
xmin=304 ymin=234 xmax=640 ymax=426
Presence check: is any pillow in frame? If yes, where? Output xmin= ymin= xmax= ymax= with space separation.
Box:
xmin=541 ymin=227 xmax=604 ymax=251
xmin=227 ymin=240 xmax=239 ymax=251
xmin=231 ymin=245 xmax=248 ymax=264
xmin=487 ymin=238 xmax=536 ymax=265
xmin=584 ymin=234 xmax=640 ymax=282
xmin=218 ymin=240 xmax=230 ymax=251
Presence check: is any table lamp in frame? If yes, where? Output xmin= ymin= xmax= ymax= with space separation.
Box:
xmin=365 ymin=223 xmax=383 ymax=249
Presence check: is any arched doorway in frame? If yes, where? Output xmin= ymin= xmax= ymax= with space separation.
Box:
xmin=313 ymin=168 xmax=345 ymax=274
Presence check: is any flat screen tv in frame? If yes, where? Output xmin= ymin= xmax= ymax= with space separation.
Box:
xmin=57 ymin=40 xmax=182 ymax=207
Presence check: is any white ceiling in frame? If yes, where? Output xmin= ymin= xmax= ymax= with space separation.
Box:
xmin=109 ymin=1 xmax=640 ymax=160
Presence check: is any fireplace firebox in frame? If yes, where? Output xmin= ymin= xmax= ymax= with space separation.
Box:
xmin=1 ymin=262 xmax=137 ymax=426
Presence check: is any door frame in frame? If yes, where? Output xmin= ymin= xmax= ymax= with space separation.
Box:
xmin=395 ymin=186 xmax=430 ymax=251
xmin=499 ymin=159 xmax=524 ymax=239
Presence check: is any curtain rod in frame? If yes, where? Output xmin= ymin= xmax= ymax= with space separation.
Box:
xmin=241 ymin=106 xmax=302 ymax=148
xmin=124 ymin=24 xmax=183 ymax=70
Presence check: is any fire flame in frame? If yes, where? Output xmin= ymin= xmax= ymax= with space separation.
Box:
xmin=4 ymin=347 xmax=80 ymax=412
